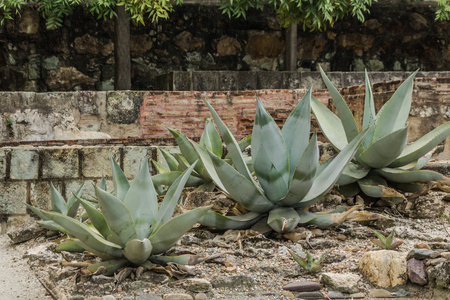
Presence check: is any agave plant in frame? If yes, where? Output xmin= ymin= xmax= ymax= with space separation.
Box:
xmin=312 ymin=68 xmax=450 ymax=203
xmin=370 ymin=229 xmax=402 ymax=250
xmin=152 ymin=118 xmax=252 ymax=192
xmin=188 ymin=89 xmax=374 ymax=233
xmin=34 ymin=155 xmax=210 ymax=275
xmin=288 ymin=248 xmax=326 ymax=273
xmin=27 ymin=182 xmax=85 ymax=233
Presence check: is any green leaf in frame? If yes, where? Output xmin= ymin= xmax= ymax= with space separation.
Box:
xmin=374 ymin=168 xmax=445 ymax=183
xmin=280 ymin=132 xmax=319 ymax=206
xmin=41 ymin=210 xmax=123 ymax=257
xmin=55 ymin=239 xmax=85 ymax=252
xmin=50 ymin=182 xmax=68 ymax=215
xmin=99 ymin=175 xmax=107 ymax=191
xmin=168 ymin=128 xmax=205 ymax=177
xmin=66 ymin=182 xmax=85 ymax=218
xmin=95 ymin=186 xmax=138 ymax=246
xmin=87 ymin=259 xmax=129 ymax=276
xmin=281 ymin=88 xmax=312 ymax=177
xmin=267 ymin=207 xmax=301 ymax=233
xmin=357 ymin=175 xmax=405 ymax=204
xmin=206 ymin=149 xmax=275 ymax=213
xmin=150 ymin=206 xmax=211 ymax=254
xmin=123 ymin=159 xmax=158 ymax=240
xmin=397 ymin=154 xmax=432 ymax=171
xmin=252 ymin=98 xmax=290 ymax=202
xmin=151 ymin=171 xmax=204 ymax=187
xmin=336 ymin=162 xmax=371 ymax=185
xmin=156 ymin=162 xmax=197 ymax=228
xmin=373 ymin=70 xmax=418 ymax=139
xmin=296 ymin=207 xmax=347 ymax=229
xmin=73 ymin=239 xmax=116 ymax=260
xmin=310 ymin=96 xmax=348 ymax=150
xmin=200 ymin=119 xmax=223 ymax=157
xmin=389 ymin=122 xmax=450 ymax=168
xmin=362 ymin=70 xmax=376 ymax=148
xmin=152 ymin=159 xmax=170 ymax=174
xmin=159 ymin=148 xmax=179 ymax=171
xmin=122 ymin=238 xmax=153 ymax=265
xmin=199 ymin=211 xmax=263 ymax=230
xmin=173 ymin=153 xmax=190 ymax=171
xmin=319 ymin=67 xmax=359 ymax=141
xmin=37 ymin=220 xmax=67 ymax=233
xmin=224 ymin=134 xmax=252 ymax=160
xmin=358 ymin=126 xmax=408 ymax=168
xmin=76 ymin=196 xmax=110 ymax=239
xmin=150 ymin=254 xmax=213 ymax=265
xmin=26 ymin=203 xmax=49 ymax=221
xmin=110 ymin=155 xmax=130 ymax=201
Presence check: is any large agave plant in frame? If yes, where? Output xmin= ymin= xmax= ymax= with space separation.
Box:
xmin=312 ymin=68 xmax=450 ymax=203
xmin=190 ymin=89 xmax=372 ymax=233
xmin=34 ymin=156 xmax=210 ymax=275
xmin=152 ymin=119 xmax=251 ymax=192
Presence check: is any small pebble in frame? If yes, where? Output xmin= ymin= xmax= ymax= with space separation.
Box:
xmin=414 ymin=242 xmax=431 ymax=250
xmin=440 ymin=252 xmax=450 ymax=258
xmin=337 ymin=234 xmax=347 ymax=241
xmin=102 ymin=296 xmax=116 ymax=300
xmin=369 ymin=289 xmax=391 ymax=297
xmin=426 ymin=257 xmax=446 ymax=266
xmin=194 ymin=293 xmax=207 ymax=300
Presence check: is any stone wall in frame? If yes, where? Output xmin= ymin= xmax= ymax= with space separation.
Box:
xmin=0 ymin=2 xmax=448 ymax=91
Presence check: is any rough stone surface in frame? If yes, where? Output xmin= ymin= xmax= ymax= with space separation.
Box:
xmin=46 ymin=67 xmax=95 ymax=91
xmin=427 ymin=259 xmax=450 ymax=289
xmin=162 ymin=294 xmax=193 ymax=300
xmin=359 ymin=250 xmax=407 ymax=288
xmin=397 ymin=194 xmax=445 ymax=218
xmin=7 ymin=221 xmax=45 ymax=244
xmin=296 ymin=291 xmax=324 ymax=299
xmin=122 ymin=146 xmax=154 ymax=178
xmin=407 ymin=249 xmax=440 ymax=260
xmin=320 ymin=272 xmax=360 ymax=294
xmin=407 ymin=258 xmax=427 ymax=285
xmin=0 ymin=149 xmax=6 ymax=179
xmin=30 ymin=181 xmax=52 ymax=210
xmin=106 ymin=92 xmax=144 ymax=124
xmin=216 ymin=36 xmax=242 ymax=56
xmin=178 ymin=278 xmax=211 ymax=292
xmin=42 ymin=148 xmax=79 ymax=178
xmin=282 ymin=281 xmax=321 ymax=292
xmin=81 ymin=147 xmax=121 ymax=177
xmin=368 ymin=288 xmax=392 ymax=297
xmin=0 ymin=181 xmax=27 ymax=214
xmin=10 ymin=148 xmax=39 ymax=179
xmin=211 ymin=275 xmax=254 ymax=288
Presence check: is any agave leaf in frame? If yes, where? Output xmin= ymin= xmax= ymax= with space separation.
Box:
xmin=288 ymin=249 xmax=308 ymax=269
xmin=224 ymin=134 xmax=252 ymax=160
xmin=298 ymin=127 xmax=369 ymax=208
xmin=197 ymin=182 xmax=216 ymax=192
xmin=319 ymin=67 xmax=359 ymax=141
xmin=98 ymin=175 xmax=107 ymax=191
xmin=252 ymin=97 xmax=289 ymax=202
xmin=159 ymin=148 xmax=179 ymax=171
xmin=123 ymin=238 xmax=153 ymax=264
xmin=76 ymin=195 xmax=110 ymax=238
xmin=358 ymin=126 xmax=408 ymax=168
xmin=358 ymin=175 xmax=406 ymax=203
xmin=156 ymin=163 xmax=198 ymax=229
xmin=373 ymin=70 xmax=418 ymax=139
xmin=389 ymin=240 xmax=403 ymax=250
xmin=55 ymin=239 xmax=85 ymax=252
xmin=173 ymin=153 xmax=190 ymax=171
xmin=50 ymin=182 xmax=68 ymax=215
xmin=200 ymin=118 xmax=223 ymax=157
xmin=385 ymin=231 xmax=395 ymax=247
xmin=267 ymin=207 xmax=301 ymax=233
xmin=279 ymin=133 xmax=319 ymax=206
xmin=74 ymin=239 xmax=116 ymax=260
xmin=95 ymin=186 xmax=138 ymax=246
xmin=168 ymin=128 xmax=206 ymax=177
xmin=123 ymin=159 xmax=158 ymax=240
xmin=152 ymin=159 xmax=170 ymax=174
xmin=66 ymin=182 xmax=85 ymax=218
xmin=110 ymin=155 xmax=130 ymax=201
xmin=362 ymin=70 xmax=377 ymax=148
xmin=151 ymin=171 xmax=204 ymax=187
xmin=26 ymin=203 xmax=50 ymax=221
xmin=198 ymin=211 xmax=263 ymax=230
xmin=204 ymin=99 xmax=257 ymax=186
xmin=296 ymin=207 xmax=346 ymax=229
xmin=41 ymin=210 xmax=123 ymax=257
xmin=37 ymin=220 xmax=68 ymax=233
xmin=310 ymin=96 xmax=348 ymax=150
xmin=87 ymin=259 xmax=129 ymax=276
xmin=250 ymin=216 xmax=273 ymax=235
xmin=370 ymin=238 xmax=387 ymax=249
xmin=389 ymin=122 xmax=450 ymax=167
xmin=389 ymin=182 xmax=425 ymax=193
xmin=336 ymin=162 xmax=371 ymax=186
xmin=150 ymin=206 xmax=211 ymax=254
xmin=371 ymin=229 xmax=388 ymax=245
xmin=374 ymin=168 xmax=445 ymax=183
xmin=150 ymin=253 xmax=221 ymax=265
xmin=281 ymin=88 xmax=313 ymax=177
xmin=206 ymin=150 xmax=275 ymax=213
xmin=397 ymin=154 xmax=432 ymax=171
xmin=337 ymin=182 xmax=361 ymax=198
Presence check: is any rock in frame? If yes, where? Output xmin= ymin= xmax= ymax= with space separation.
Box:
xmin=440 ymin=252 xmax=450 ymax=258
xmin=359 ymin=250 xmax=407 ymax=287
xmin=211 ymin=275 xmax=254 ymax=288
xmin=296 ymin=291 xmax=324 ymax=299
xmin=282 ymin=281 xmax=321 ymax=292
xmin=92 ymin=275 xmax=115 ymax=284
xmin=323 ymin=252 xmax=347 ymax=264
xmin=414 ymin=242 xmax=431 ymax=250
xmin=409 ymin=13 xmax=428 ymax=31
xmin=337 ymin=34 xmax=375 ymax=56
xmin=349 ymin=293 xmax=366 ymax=298
xmin=71 ymin=296 xmax=85 ymax=300
xmin=397 ymin=194 xmax=445 ymax=218
xmin=216 ymin=36 xmax=242 ymax=56
xmin=163 ymin=294 xmax=193 ymax=300
xmin=394 ymin=289 xmax=410 ymax=297
xmin=18 ymin=9 xmax=39 ymax=34
xmin=245 ymin=34 xmax=285 ymax=59
xmin=326 ymin=291 xmax=344 ymax=299
xmin=427 ymin=258 xmax=447 ymax=266
xmin=42 ymin=56 xmax=59 ymax=70
xmin=407 ymin=249 xmax=440 ymax=260
xmin=102 ymin=296 xmax=116 ymax=300
xmin=297 ymin=36 xmax=328 ymax=60
xmin=74 ymin=34 xmax=102 ymax=55
xmin=173 ymin=31 xmax=202 ymax=52
xmin=106 ymin=91 xmax=143 ymax=124
xmin=320 ymin=273 xmax=360 ymax=293
xmin=131 ymin=35 xmax=153 ymax=55
xmin=139 ymin=272 xmax=169 ymax=284
xmin=46 ymin=67 xmax=95 ymax=90
xmin=407 ymin=258 xmax=427 ymax=285
xmin=194 ymin=293 xmax=207 ymax=300
xmin=7 ymin=220 xmax=45 ymax=244
xmin=368 ymin=289 xmax=392 ymax=297
xmin=179 ymin=278 xmax=211 ymax=292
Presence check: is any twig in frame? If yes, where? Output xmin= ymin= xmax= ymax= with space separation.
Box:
xmin=61 ymin=261 xmax=90 ymax=268
xmin=34 ymin=273 xmax=59 ymax=300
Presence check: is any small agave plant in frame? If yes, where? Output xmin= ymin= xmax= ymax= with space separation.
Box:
xmin=312 ymin=68 xmax=450 ymax=203
xmin=152 ymin=119 xmax=252 ymax=193
xmin=288 ymin=248 xmax=326 ymax=273
xmin=189 ymin=89 xmax=374 ymax=233
xmin=370 ymin=229 xmax=403 ymax=250
xmin=33 ymin=156 xmax=210 ymax=275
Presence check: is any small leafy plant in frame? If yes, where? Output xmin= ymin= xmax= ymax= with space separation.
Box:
xmin=312 ymin=68 xmax=450 ymax=203
xmin=370 ymin=229 xmax=403 ymax=250
xmin=31 ymin=155 xmax=211 ymax=275
xmin=288 ymin=248 xmax=326 ymax=273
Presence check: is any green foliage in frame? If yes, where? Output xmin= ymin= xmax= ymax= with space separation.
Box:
xmin=370 ymin=229 xmax=403 ymax=250
xmin=312 ymin=68 xmax=450 ymax=203
xmin=0 ymin=0 xmax=184 ymax=28
xmin=190 ymin=91 xmax=370 ymax=233
xmin=31 ymin=155 xmax=210 ymax=273
xmin=288 ymin=248 xmax=326 ymax=273
xmin=219 ymin=0 xmax=450 ymax=30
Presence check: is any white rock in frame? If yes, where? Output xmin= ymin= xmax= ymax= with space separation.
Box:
xmin=359 ymin=250 xmax=407 ymax=287
xmin=320 ymin=272 xmax=361 ymax=293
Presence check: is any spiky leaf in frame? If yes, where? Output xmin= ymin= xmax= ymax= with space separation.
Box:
xmin=198 ymin=211 xmax=263 ymax=230
xmin=110 ymin=155 xmax=130 ymax=201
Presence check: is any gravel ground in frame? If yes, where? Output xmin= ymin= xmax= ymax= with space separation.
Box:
xmin=0 ymin=234 xmax=51 ymax=300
